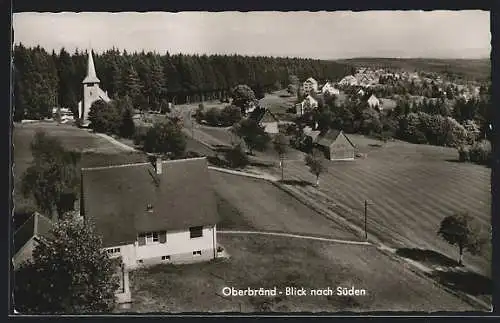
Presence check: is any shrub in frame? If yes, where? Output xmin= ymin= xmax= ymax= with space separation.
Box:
xmin=219 ymin=105 xmax=242 ymax=126
xmin=204 ymin=108 xmax=220 ymax=126
xmin=457 ymin=146 xmax=470 ymax=162
xmin=469 ymin=140 xmax=491 ymax=165
xmin=225 ymin=144 xmax=249 ymax=169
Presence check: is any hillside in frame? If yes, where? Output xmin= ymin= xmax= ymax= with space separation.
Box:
xmin=335 ymin=58 xmax=491 ymax=81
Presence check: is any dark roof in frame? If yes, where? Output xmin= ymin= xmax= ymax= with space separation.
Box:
xmin=316 ymin=129 xmax=356 ymax=148
xmin=249 ymin=107 xmax=278 ymax=124
xmin=81 ymin=157 xmax=219 ymax=247
xmin=14 ymin=213 xmax=53 ymax=254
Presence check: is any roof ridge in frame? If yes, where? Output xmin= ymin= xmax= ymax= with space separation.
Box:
xmin=81 ymin=162 xmax=150 ymax=171
xmin=13 ymin=212 xmax=36 ymax=236
xmin=81 ymin=157 xmax=207 ymax=171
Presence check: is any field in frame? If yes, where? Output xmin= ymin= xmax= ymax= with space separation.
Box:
xmin=210 ymin=171 xmax=359 ymax=240
xmin=267 ymin=137 xmax=491 ymax=278
xmin=335 ymin=58 xmax=491 ymax=81
xmin=259 ymin=90 xmax=297 ymax=120
xmin=13 ymin=122 xmax=148 ymax=212
xmin=125 ymin=234 xmax=475 ymax=313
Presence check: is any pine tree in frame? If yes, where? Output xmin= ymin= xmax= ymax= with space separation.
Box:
xmin=123 ymin=65 xmax=143 ymax=109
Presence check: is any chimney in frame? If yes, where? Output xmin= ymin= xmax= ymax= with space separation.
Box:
xmin=154 ymin=156 xmax=162 ymax=175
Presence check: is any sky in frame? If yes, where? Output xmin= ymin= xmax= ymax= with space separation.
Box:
xmin=13 ymin=11 xmax=491 ymax=59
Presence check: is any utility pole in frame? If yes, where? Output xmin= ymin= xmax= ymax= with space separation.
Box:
xmin=364 ymin=200 xmax=368 ymax=241
xmin=280 ymin=156 xmax=284 ymax=181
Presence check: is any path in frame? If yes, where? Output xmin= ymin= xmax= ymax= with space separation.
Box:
xmin=94 ymin=133 xmax=138 ymax=152
xmin=218 ymin=230 xmax=371 ymax=246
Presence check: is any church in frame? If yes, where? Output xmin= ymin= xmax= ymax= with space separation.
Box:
xmin=77 ymin=50 xmax=111 ymax=127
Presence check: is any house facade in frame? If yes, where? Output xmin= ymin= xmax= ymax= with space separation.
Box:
xmin=367 ymin=94 xmax=380 ymax=109
xmin=12 ymin=212 xmax=53 ymax=271
xmin=80 ymin=157 xmax=220 ymax=270
xmin=303 ymin=77 xmax=319 ymax=93
xmin=250 ymin=108 xmax=279 ymax=134
xmin=77 ymin=50 xmax=111 ymax=127
xmin=321 ymin=82 xmax=340 ymax=96
xmin=296 ymin=95 xmax=319 ymax=115
xmin=339 ymin=75 xmax=358 ymax=87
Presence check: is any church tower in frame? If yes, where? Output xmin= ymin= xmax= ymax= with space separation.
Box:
xmin=78 ymin=50 xmax=111 ymax=127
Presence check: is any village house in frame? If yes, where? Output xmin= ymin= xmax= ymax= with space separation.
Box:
xmin=302 ymin=77 xmax=319 ymax=93
xmin=321 ymin=82 xmax=340 ymax=96
xmin=296 ymin=94 xmax=319 ymax=115
xmin=12 ymin=212 xmax=53 ymax=271
xmin=78 ymin=50 xmax=111 ymax=127
xmin=367 ymin=94 xmax=380 ymax=109
xmin=250 ymin=107 xmax=280 ymax=134
xmin=80 ymin=156 xmax=220 ymax=269
xmin=13 ymin=211 xmax=133 ymax=304
xmin=313 ymin=129 xmax=356 ymax=161
xmin=339 ymin=75 xmax=358 ymax=87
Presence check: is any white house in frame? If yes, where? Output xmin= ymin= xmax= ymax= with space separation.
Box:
xmin=339 ymin=75 xmax=358 ymax=87
xmin=12 ymin=212 xmax=53 ymax=271
xmin=296 ymin=95 xmax=319 ymax=115
xmin=80 ymin=157 xmax=220 ymax=270
xmin=321 ymin=82 xmax=340 ymax=96
xmin=77 ymin=50 xmax=111 ymax=127
xmin=303 ymin=77 xmax=319 ymax=93
xmin=250 ymin=108 xmax=280 ymax=135
xmin=12 ymin=212 xmax=132 ymax=304
xmin=367 ymin=94 xmax=380 ymax=109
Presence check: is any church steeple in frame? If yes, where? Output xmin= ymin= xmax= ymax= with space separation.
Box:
xmin=82 ymin=50 xmax=100 ymax=84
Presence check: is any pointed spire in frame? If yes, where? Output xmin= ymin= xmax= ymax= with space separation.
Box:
xmin=82 ymin=50 xmax=100 ymax=84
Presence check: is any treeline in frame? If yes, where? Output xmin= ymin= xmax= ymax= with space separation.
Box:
xmin=13 ymin=44 xmax=353 ymax=121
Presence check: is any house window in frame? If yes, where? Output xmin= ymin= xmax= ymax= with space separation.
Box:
xmin=193 ymin=250 xmax=202 ymax=256
xmin=106 ymin=247 xmax=121 ymax=255
xmin=190 ymin=226 xmax=203 ymax=238
xmin=145 ymin=232 xmax=159 ymax=244
xmin=161 ymin=255 xmax=170 ymax=261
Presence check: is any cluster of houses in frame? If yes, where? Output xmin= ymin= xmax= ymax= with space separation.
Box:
xmin=294 ymin=76 xmax=396 ymax=116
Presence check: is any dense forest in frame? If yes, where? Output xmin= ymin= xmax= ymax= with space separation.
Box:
xmin=13 ymin=44 xmax=355 ymax=121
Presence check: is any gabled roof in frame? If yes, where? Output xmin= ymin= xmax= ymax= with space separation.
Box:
xmin=304 ymin=77 xmax=318 ymax=84
xmin=83 ymin=50 xmax=101 ymax=84
xmin=258 ymin=109 xmax=279 ymax=123
xmin=81 ymin=157 xmax=219 ymax=247
xmin=316 ymin=129 xmax=356 ymax=148
xmin=14 ymin=212 xmax=53 ymax=254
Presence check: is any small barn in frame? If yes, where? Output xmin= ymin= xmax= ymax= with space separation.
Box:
xmin=314 ymin=129 xmax=356 ymax=161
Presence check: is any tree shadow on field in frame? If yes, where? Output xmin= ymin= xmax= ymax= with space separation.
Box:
xmin=213 ymin=145 xmax=232 ymax=153
xmin=396 ymin=248 xmax=461 ymax=267
xmin=445 ymin=158 xmax=463 ymax=163
xmin=206 ymin=155 xmax=229 ymax=168
xmin=431 ymin=270 xmax=492 ymax=296
xmin=278 ymin=179 xmax=313 ymax=187
xmin=249 ymin=161 xmax=274 ymax=168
